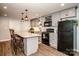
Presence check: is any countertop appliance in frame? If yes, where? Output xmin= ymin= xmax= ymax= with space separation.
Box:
xmin=44 ymin=21 xmax=52 ymax=27
xmin=58 ymin=20 xmax=77 ymax=56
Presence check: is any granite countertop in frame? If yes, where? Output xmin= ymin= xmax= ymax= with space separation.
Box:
xmin=16 ymin=32 xmax=41 ymax=38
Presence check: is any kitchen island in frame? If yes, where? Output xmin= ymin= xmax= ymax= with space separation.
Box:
xmin=16 ymin=32 xmax=40 ymax=56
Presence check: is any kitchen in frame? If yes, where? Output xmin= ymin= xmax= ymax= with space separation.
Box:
xmin=0 ymin=3 xmax=79 ymax=56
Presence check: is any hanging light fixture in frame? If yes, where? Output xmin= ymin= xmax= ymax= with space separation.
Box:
xmin=25 ymin=9 xmax=28 ymax=21
xmin=21 ymin=12 xmax=24 ymax=20
xmin=21 ymin=9 xmax=28 ymax=22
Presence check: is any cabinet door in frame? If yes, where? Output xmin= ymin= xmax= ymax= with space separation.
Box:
xmin=49 ymin=27 xmax=57 ymax=49
xmin=60 ymin=8 xmax=76 ymax=19
xmin=49 ymin=33 xmax=54 ymax=44
xmin=49 ymin=33 xmax=57 ymax=49
xmin=52 ymin=13 xmax=60 ymax=26
xmin=24 ymin=37 xmax=38 ymax=55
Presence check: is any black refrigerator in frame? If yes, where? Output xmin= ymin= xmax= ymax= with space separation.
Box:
xmin=58 ymin=20 xmax=77 ymax=56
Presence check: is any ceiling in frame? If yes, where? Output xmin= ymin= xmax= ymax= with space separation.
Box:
xmin=0 ymin=3 xmax=79 ymax=20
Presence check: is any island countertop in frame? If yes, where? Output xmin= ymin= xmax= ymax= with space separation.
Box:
xmin=16 ymin=32 xmax=41 ymax=38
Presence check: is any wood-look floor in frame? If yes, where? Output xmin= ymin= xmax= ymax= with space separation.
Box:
xmin=31 ymin=44 xmax=79 ymax=56
xmin=16 ymin=43 xmax=67 ymax=56
xmin=30 ymin=43 xmax=67 ymax=56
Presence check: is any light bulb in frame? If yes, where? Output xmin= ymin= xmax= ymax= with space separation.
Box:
xmin=61 ymin=3 xmax=65 ymax=6
xmin=3 ymin=6 xmax=7 ymax=9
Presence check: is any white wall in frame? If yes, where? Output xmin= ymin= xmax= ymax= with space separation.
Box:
xmin=9 ymin=19 xmax=21 ymax=33
xmin=20 ymin=20 xmax=31 ymax=32
xmin=0 ymin=17 xmax=11 ymax=40
xmin=9 ymin=19 xmax=31 ymax=33
xmin=0 ymin=16 xmax=31 ymax=40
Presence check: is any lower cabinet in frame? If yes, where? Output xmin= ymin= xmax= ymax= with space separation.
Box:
xmin=49 ymin=32 xmax=57 ymax=49
xmin=24 ymin=37 xmax=38 ymax=56
xmin=0 ymin=40 xmax=12 ymax=56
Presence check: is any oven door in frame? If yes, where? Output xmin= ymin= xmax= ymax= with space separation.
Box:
xmin=42 ymin=32 xmax=49 ymax=46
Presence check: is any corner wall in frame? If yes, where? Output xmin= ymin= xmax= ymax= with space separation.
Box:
xmin=0 ymin=17 xmax=11 ymax=40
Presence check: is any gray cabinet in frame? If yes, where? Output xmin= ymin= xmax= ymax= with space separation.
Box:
xmin=49 ymin=27 xmax=57 ymax=49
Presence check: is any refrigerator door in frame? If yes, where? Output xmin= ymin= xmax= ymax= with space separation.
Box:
xmin=58 ymin=20 xmax=77 ymax=55
xmin=58 ymin=31 xmax=73 ymax=50
xmin=58 ymin=21 xmax=74 ymax=32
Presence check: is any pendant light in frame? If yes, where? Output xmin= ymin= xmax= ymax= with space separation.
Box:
xmin=21 ymin=9 xmax=28 ymax=22
xmin=25 ymin=9 xmax=28 ymax=21
xmin=21 ymin=12 xmax=25 ymax=22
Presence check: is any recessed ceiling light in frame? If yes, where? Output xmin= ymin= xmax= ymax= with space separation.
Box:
xmin=4 ymin=14 xmax=7 ymax=16
xmin=61 ymin=3 xmax=65 ymax=6
xmin=3 ymin=6 xmax=7 ymax=9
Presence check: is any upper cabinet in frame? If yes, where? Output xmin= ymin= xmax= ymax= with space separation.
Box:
xmin=60 ymin=7 xmax=76 ymax=19
xmin=51 ymin=7 xmax=77 ymax=26
xmin=52 ymin=12 xmax=61 ymax=26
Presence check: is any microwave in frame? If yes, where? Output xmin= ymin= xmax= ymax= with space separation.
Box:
xmin=44 ymin=21 xmax=52 ymax=27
